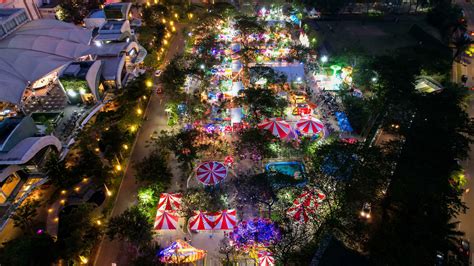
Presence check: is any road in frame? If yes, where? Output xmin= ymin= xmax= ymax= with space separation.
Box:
xmin=455 ymin=1 xmax=474 ymax=263
xmin=93 ymin=24 xmax=186 ymax=266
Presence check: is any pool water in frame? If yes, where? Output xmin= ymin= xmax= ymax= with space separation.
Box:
xmin=265 ymin=162 xmax=306 ymax=180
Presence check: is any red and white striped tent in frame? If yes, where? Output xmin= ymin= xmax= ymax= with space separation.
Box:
xmin=189 ymin=211 xmax=214 ymax=230
xmin=294 ymin=188 xmax=325 ymax=209
xmin=213 ymin=209 xmax=237 ymax=230
xmin=196 ymin=161 xmax=228 ymax=185
xmin=295 ymin=118 xmax=324 ymax=135
xmin=287 ymin=203 xmax=312 ymax=223
xmin=158 ymin=193 xmax=182 ymax=211
xmin=154 ymin=210 xmax=179 ymax=230
xmin=258 ymin=251 xmax=275 ymax=266
xmin=258 ymin=119 xmax=291 ymax=139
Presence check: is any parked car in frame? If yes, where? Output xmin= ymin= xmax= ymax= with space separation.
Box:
xmin=154 ymin=70 xmax=162 ymax=77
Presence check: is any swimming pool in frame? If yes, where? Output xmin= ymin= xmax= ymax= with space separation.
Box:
xmin=265 ymin=161 xmax=306 ymax=182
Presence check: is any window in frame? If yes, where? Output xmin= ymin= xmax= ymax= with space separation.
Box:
xmin=3 ymin=19 xmax=17 ymax=32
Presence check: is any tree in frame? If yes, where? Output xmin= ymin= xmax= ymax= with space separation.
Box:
xmin=134 ymin=149 xmax=171 ymax=185
xmin=142 ymin=4 xmax=169 ymax=27
xmin=43 ymin=152 xmax=71 ymax=188
xmin=235 ymin=128 xmax=277 ymax=160
xmin=106 ymin=206 xmax=153 ymax=254
xmin=57 ymin=203 xmax=102 ymax=262
xmin=270 ymin=220 xmax=317 ymax=265
xmin=218 ymin=237 xmax=241 ymax=265
xmin=57 ymin=0 xmax=100 ymax=24
xmin=238 ymin=87 xmax=288 ymax=122
xmin=180 ymin=188 xmax=225 ymax=219
xmin=98 ymin=125 xmax=127 ymax=160
xmin=11 ymin=199 xmax=40 ymax=235
xmin=235 ymin=173 xmax=295 ymax=216
xmin=235 ymin=16 xmax=263 ymax=46
xmin=0 ymin=233 xmax=58 ymax=266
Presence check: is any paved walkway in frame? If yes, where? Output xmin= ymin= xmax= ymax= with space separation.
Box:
xmin=93 ymin=24 xmax=186 ymax=266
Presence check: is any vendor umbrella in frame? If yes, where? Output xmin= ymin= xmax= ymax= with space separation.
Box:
xmin=296 ymin=118 xmax=324 ymax=135
xmin=258 ymin=250 xmax=275 ymax=266
xmin=154 ymin=210 xmax=179 ymax=230
xmin=158 ymin=193 xmax=182 ymax=211
xmin=196 ymin=161 xmax=228 ymax=185
xmin=258 ymin=120 xmax=291 ymax=139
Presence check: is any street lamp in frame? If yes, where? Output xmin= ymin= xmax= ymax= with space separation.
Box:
xmin=200 ymin=64 xmax=205 ymax=70
xmin=320 ymin=55 xmax=328 ymax=63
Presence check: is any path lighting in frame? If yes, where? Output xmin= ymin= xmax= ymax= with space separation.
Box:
xmin=61 ymin=190 xmax=67 ymax=195
xmin=123 ymin=144 xmax=129 ymax=150
xmin=170 ymin=21 xmax=174 ymax=26
xmin=53 ymin=217 xmax=59 ymax=223
xmin=48 ymin=208 xmax=53 ymax=213
xmin=174 ymin=13 xmax=178 ymax=19
xmin=96 ymin=220 xmax=102 ymax=225
xmin=371 ymin=77 xmax=378 ymax=82
xmin=200 ymin=64 xmax=205 ymax=70
xmin=115 ymin=164 xmax=122 ymax=171
xmin=74 ymin=187 xmax=80 ymax=192
xmin=146 ymin=80 xmax=153 ymax=87
xmin=82 ymin=178 xmax=88 ymax=183
xmin=129 ymin=125 xmax=137 ymax=132
xmin=188 ymin=13 xmax=193 ymax=19
xmin=320 ymin=55 xmax=328 ymax=63
xmin=162 ymin=18 xmax=166 ymax=23
xmin=163 ymin=39 xmax=168 ymax=45
xmin=79 ymin=256 xmax=89 ymax=264
xmin=60 ymin=199 xmax=66 ymax=205
xmin=154 ymin=0 xmax=158 ymax=3
xmin=104 ymin=184 xmax=112 ymax=196
xmin=172 ymin=26 xmax=176 ymax=32
xmin=136 ymin=108 xmax=143 ymax=115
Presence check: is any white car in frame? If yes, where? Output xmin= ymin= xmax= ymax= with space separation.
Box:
xmin=154 ymin=70 xmax=162 ymax=77
xmin=360 ymin=202 xmax=372 ymax=219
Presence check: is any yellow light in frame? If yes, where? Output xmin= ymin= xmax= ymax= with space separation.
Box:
xmin=170 ymin=21 xmax=174 ymax=26
xmin=107 ymin=190 xmax=112 ymax=196
xmin=82 ymin=178 xmax=88 ymax=183
xmin=162 ymin=18 xmax=166 ymax=23
xmin=96 ymin=138 xmax=100 ymax=142
xmin=188 ymin=13 xmax=193 ymax=19
xmin=79 ymin=256 xmax=89 ymax=264
xmin=123 ymin=144 xmax=129 ymax=150
xmin=154 ymin=0 xmax=158 ymax=3
xmin=166 ymin=33 xmax=171 ymax=38
xmin=94 ymin=148 xmax=100 ymax=152
xmin=172 ymin=26 xmax=176 ymax=32
xmin=115 ymin=164 xmax=122 ymax=171
xmin=54 ymin=217 xmax=59 ymax=222
xmin=146 ymin=80 xmax=153 ymax=87
xmin=60 ymin=199 xmax=66 ymax=205
xmin=48 ymin=208 xmax=53 ymax=213
xmin=161 ymin=48 xmax=164 ymax=52
xmin=96 ymin=220 xmax=102 ymax=225
xmin=143 ymin=95 xmax=147 ymax=100
xmin=74 ymin=187 xmax=80 ymax=192
xmin=129 ymin=125 xmax=137 ymax=132
xmin=146 ymin=2 xmax=150 ymax=6
xmin=61 ymin=190 xmax=67 ymax=195
xmin=163 ymin=39 xmax=168 ymax=45
xmin=136 ymin=108 xmax=143 ymax=115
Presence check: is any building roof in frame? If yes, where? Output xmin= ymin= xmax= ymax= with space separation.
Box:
xmin=0 ymin=19 xmax=93 ymax=105
xmin=0 ymin=135 xmax=61 ymax=165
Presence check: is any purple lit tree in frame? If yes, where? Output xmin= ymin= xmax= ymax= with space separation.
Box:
xmin=229 ymin=218 xmax=280 ymax=251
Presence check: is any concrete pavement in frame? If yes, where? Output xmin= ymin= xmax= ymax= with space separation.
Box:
xmin=93 ymin=24 xmax=186 ymax=266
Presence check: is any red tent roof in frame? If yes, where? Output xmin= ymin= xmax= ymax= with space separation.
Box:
xmin=158 ymin=193 xmax=182 ymax=211
xmin=212 ymin=209 xmax=237 ymax=230
xmin=189 ymin=211 xmax=214 ymax=230
xmin=154 ymin=210 xmax=179 ymax=230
